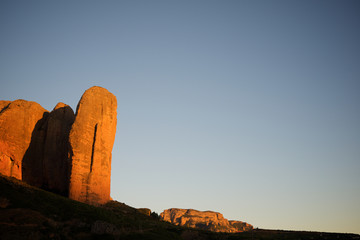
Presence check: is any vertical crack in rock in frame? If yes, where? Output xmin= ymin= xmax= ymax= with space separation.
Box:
xmin=90 ymin=123 xmax=98 ymax=173
xmin=86 ymin=174 xmax=91 ymax=202
xmin=9 ymin=157 xmax=14 ymax=176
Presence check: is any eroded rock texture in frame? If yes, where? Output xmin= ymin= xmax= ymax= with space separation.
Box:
xmin=68 ymin=86 xmax=117 ymax=205
xmin=160 ymin=208 xmax=253 ymax=233
xmin=0 ymin=100 xmax=48 ymax=180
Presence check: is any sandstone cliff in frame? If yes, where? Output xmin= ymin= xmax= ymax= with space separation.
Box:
xmin=0 ymin=100 xmax=75 ymax=196
xmin=0 ymin=100 xmax=48 ymax=181
xmin=160 ymin=208 xmax=253 ymax=233
xmin=0 ymin=86 xmax=117 ymax=205
xmin=68 ymin=86 xmax=117 ymax=205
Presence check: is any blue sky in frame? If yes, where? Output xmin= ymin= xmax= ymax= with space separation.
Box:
xmin=1 ymin=0 xmax=359 ymax=234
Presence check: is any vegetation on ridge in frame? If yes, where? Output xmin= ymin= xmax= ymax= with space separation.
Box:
xmin=0 ymin=174 xmax=359 ymax=240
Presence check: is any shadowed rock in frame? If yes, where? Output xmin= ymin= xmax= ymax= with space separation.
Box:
xmin=0 ymin=100 xmax=48 ymax=180
xmin=68 ymin=86 xmax=117 ymax=205
xmin=8 ymin=102 xmax=75 ymax=195
xmin=42 ymin=103 xmax=75 ymax=196
xmin=160 ymin=208 xmax=253 ymax=233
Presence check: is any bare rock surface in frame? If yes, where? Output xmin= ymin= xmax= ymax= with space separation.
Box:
xmin=0 ymin=87 xmax=117 ymax=205
xmin=0 ymin=101 xmax=11 ymax=112
xmin=229 ymin=220 xmax=253 ymax=232
xmin=68 ymin=86 xmax=117 ymax=205
xmin=160 ymin=208 xmax=253 ymax=233
xmin=42 ymin=103 xmax=75 ymax=195
xmin=0 ymin=100 xmax=48 ymax=181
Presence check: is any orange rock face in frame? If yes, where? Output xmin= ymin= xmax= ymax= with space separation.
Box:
xmin=229 ymin=220 xmax=253 ymax=232
xmin=0 ymin=101 xmax=11 ymax=112
xmin=1 ymin=87 xmax=117 ymax=205
xmin=160 ymin=208 xmax=253 ymax=233
xmin=0 ymin=100 xmax=48 ymax=180
xmin=68 ymin=86 xmax=117 ymax=205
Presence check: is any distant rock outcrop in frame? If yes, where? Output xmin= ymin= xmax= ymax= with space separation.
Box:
xmin=137 ymin=208 xmax=152 ymax=216
xmin=68 ymin=86 xmax=117 ymax=205
xmin=160 ymin=208 xmax=253 ymax=233
xmin=229 ymin=220 xmax=253 ymax=232
xmin=0 ymin=100 xmax=48 ymax=181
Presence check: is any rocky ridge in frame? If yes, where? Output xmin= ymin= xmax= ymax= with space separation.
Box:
xmin=0 ymin=86 xmax=117 ymax=205
xmin=160 ymin=208 xmax=253 ymax=233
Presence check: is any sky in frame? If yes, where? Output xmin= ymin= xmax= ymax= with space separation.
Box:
xmin=1 ymin=0 xmax=360 ymax=234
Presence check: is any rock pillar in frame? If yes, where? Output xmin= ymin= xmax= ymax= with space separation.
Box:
xmin=68 ymin=86 xmax=117 ymax=205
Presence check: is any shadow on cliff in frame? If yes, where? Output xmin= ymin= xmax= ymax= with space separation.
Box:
xmin=22 ymin=112 xmax=49 ymax=190
xmin=22 ymin=106 xmax=75 ymax=197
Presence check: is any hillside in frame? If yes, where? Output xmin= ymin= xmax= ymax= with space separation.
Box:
xmin=1 ymin=174 xmax=359 ymax=240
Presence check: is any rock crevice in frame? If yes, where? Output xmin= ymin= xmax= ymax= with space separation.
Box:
xmin=90 ymin=123 xmax=98 ymax=173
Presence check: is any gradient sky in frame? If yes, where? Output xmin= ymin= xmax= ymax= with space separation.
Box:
xmin=1 ymin=0 xmax=359 ymax=234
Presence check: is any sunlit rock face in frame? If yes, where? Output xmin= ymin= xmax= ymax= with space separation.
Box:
xmin=0 ymin=100 xmax=48 ymax=181
xmin=160 ymin=208 xmax=253 ymax=233
xmin=0 ymin=101 xmax=11 ymax=112
xmin=0 ymin=87 xmax=117 ymax=206
xmin=0 ymin=100 xmax=75 ymax=196
xmin=229 ymin=220 xmax=253 ymax=232
xmin=68 ymin=86 xmax=117 ymax=205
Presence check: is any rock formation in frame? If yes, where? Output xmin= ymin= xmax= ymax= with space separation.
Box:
xmin=0 ymin=86 xmax=117 ymax=206
xmin=0 ymin=100 xmax=48 ymax=180
xmin=68 ymin=86 xmax=117 ymax=205
xmin=42 ymin=103 xmax=75 ymax=195
xmin=160 ymin=208 xmax=253 ymax=233
xmin=229 ymin=220 xmax=253 ymax=232
xmin=18 ymin=102 xmax=75 ymax=196
xmin=0 ymin=100 xmax=75 ymax=194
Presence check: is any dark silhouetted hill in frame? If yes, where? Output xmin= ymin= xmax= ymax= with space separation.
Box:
xmin=1 ymin=174 xmax=359 ymax=240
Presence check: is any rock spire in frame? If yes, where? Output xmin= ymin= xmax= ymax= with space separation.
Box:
xmin=68 ymin=86 xmax=117 ymax=205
